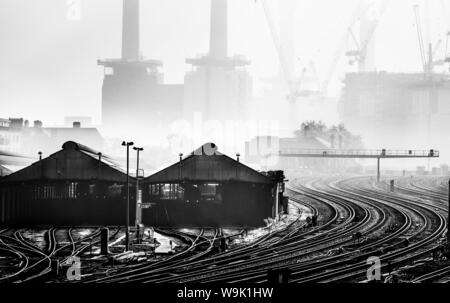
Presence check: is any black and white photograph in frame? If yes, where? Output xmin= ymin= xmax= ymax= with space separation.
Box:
xmin=0 ymin=0 xmax=449 ymax=298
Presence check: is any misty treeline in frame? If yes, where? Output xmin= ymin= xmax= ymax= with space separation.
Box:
xmin=294 ymin=121 xmax=364 ymax=149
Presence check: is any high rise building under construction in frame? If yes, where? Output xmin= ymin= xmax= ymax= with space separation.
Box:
xmin=339 ymin=71 xmax=450 ymax=152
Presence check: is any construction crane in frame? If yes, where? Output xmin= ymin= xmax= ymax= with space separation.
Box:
xmin=320 ymin=1 xmax=366 ymax=95
xmin=345 ymin=0 xmax=390 ymax=73
xmin=258 ymin=0 xmax=388 ymax=98
xmin=259 ymin=0 xmax=299 ymax=102
xmin=439 ymin=0 xmax=450 ymax=68
xmin=413 ymin=4 xmax=450 ymax=77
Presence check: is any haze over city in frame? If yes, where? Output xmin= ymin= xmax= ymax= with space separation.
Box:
xmin=1 ymin=0 xmax=447 ymax=125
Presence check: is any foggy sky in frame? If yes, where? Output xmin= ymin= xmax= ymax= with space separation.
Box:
xmin=0 ymin=0 xmax=448 ymax=125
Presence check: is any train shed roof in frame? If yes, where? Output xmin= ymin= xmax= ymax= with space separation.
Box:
xmin=0 ymin=141 xmax=129 ymax=183
xmin=144 ymin=143 xmax=276 ymax=184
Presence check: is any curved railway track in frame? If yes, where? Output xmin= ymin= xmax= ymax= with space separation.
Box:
xmin=287 ymin=177 xmax=446 ymax=283
xmin=94 ymin=181 xmax=391 ymax=283
xmin=0 ymin=176 xmax=447 ymax=283
xmin=0 ymin=227 xmax=111 ymax=282
xmin=138 ymin=176 xmax=447 ymax=284
xmin=86 ymin=199 xmax=312 ymax=283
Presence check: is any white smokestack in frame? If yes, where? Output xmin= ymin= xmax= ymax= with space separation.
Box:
xmin=122 ymin=0 xmax=140 ymax=60
xmin=209 ymin=0 xmax=228 ymax=59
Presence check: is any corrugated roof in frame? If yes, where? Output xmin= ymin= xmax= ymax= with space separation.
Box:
xmin=0 ymin=141 xmax=129 ymax=183
xmin=144 ymin=143 xmax=275 ymax=184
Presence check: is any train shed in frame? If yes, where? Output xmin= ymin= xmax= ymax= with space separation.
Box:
xmin=141 ymin=143 xmax=284 ymax=227
xmin=0 ymin=141 xmax=136 ymax=226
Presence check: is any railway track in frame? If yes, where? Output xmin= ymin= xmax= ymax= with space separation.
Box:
xmin=0 ymin=227 xmax=109 ymax=282
xmin=412 ymin=265 xmax=450 ymax=283
xmin=189 ymin=178 xmax=412 ymax=283
xmin=0 ymin=176 xmax=447 ymax=283
xmin=286 ymin=177 xmax=445 ymax=283
xmin=86 ymin=199 xmax=313 ymax=283
xmin=103 ymin=181 xmax=386 ymax=283
xmin=159 ymin=176 xmax=446 ymax=284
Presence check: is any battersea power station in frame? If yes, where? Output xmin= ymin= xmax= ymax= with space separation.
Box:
xmin=0 ymin=0 xmax=279 ymax=229
xmin=99 ymin=0 xmax=252 ymax=139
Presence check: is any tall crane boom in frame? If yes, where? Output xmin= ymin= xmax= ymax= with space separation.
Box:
xmin=259 ymin=0 xmax=298 ymax=101
xmin=414 ymin=4 xmax=427 ymax=73
xmin=346 ymin=0 xmax=390 ymax=72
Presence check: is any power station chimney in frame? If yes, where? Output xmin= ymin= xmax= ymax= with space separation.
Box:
xmin=122 ymin=0 xmax=140 ymax=61
xmin=209 ymin=0 xmax=228 ymax=59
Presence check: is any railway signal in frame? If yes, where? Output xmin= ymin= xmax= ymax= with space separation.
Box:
xmin=133 ymin=146 xmax=144 ymax=228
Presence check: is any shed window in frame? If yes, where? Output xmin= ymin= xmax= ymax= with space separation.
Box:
xmin=89 ymin=184 xmax=96 ymax=196
xmin=108 ymin=184 xmax=123 ymax=197
xmin=67 ymin=182 xmax=78 ymax=199
xmin=150 ymin=184 xmax=160 ymax=196
xmin=153 ymin=183 xmax=184 ymax=200
xmin=200 ymin=183 xmax=222 ymax=202
xmin=32 ymin=183 xmax=59 ymax=200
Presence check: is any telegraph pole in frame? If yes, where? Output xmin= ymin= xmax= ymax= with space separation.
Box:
xmin=122 ymin=141 xmax=134 ymax=251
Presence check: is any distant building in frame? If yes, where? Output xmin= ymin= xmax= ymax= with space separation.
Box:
xmin=0 ymin=118 xmax=104 ymax=158
xmin=338 ymin=72 xmax=450 ymax=151
xmin=441 ymin=164 xmax=449 ymax=175
xmin=245 ymin=134 xmax=360 ymax=175
xmin=64 ymin=116 xmax=93 ymax=127
xmin=99 ymin=0 xmax=252 ymax=141
xmin=98 ymin=0 xmax=183 ymax=139
xmin=0 ymin=118 xmax=21 ymax=153
xmin=183 ymin=0 xmax=252 ymax=123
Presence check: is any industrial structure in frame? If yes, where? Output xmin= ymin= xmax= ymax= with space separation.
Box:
xmin=99 ymin=0 xmax=252 ymax=140
xmin=338 ymin=2 xmax=450 ymax=162
xmin=0 ymin=141 xmax=135 ymax=226
xmin=183 ymin=0 xmax=252 ymax=123
xmin=141 ymin=143 xmax=285 ymax=227
xmin=339 ymin=72 xmax=450 ymax=150
xmin=244 ymin=122 xmax=365 ymax=174
xmin=246 ymin=132 xmax=439 ymax=181
xmin=0 ymin=141 xmax=284 ymax=227
xmin=98 ymin=0 xmax=183 ymax=139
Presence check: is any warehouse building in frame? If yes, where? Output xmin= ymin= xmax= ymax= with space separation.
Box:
xmin=141 ymin=143 xmax=285 ymax=227
xmin=1 ymin=142 xmax=284 ymax=228
xmin=0 ymin=141 xmax=135 ymax=226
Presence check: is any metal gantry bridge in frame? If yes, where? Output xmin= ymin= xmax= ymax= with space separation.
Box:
xmin=278 ymin=148 xmax=439 ymax=182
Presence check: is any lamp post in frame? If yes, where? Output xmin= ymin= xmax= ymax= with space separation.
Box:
xmin=122 ymin=141 xmax=134 ymax=251
xmin=133 ymin=146 xmax=143 ymax=228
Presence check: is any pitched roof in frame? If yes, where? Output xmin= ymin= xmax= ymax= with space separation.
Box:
xmin=144 ymin=143 xmax=275 ymax=184
xmin=0 ymin=141 xmax=128 ymax=183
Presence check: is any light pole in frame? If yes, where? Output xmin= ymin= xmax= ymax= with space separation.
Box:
xmin=122 ymin=141 xmax=134 ymax=251
xmin=133 ymin=146 xmax=143 ymax=228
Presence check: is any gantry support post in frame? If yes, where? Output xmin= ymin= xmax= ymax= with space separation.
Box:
xmin=447 ymin=179 xmax=450 ymax=245
xmin=377 ymin=157 xmax=380 ymax=183
xmin=274 ymin=182 xmax=279 ymax=222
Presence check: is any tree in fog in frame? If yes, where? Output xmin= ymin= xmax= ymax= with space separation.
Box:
xmin=294 ymin=121 xmax=364 ymax=149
